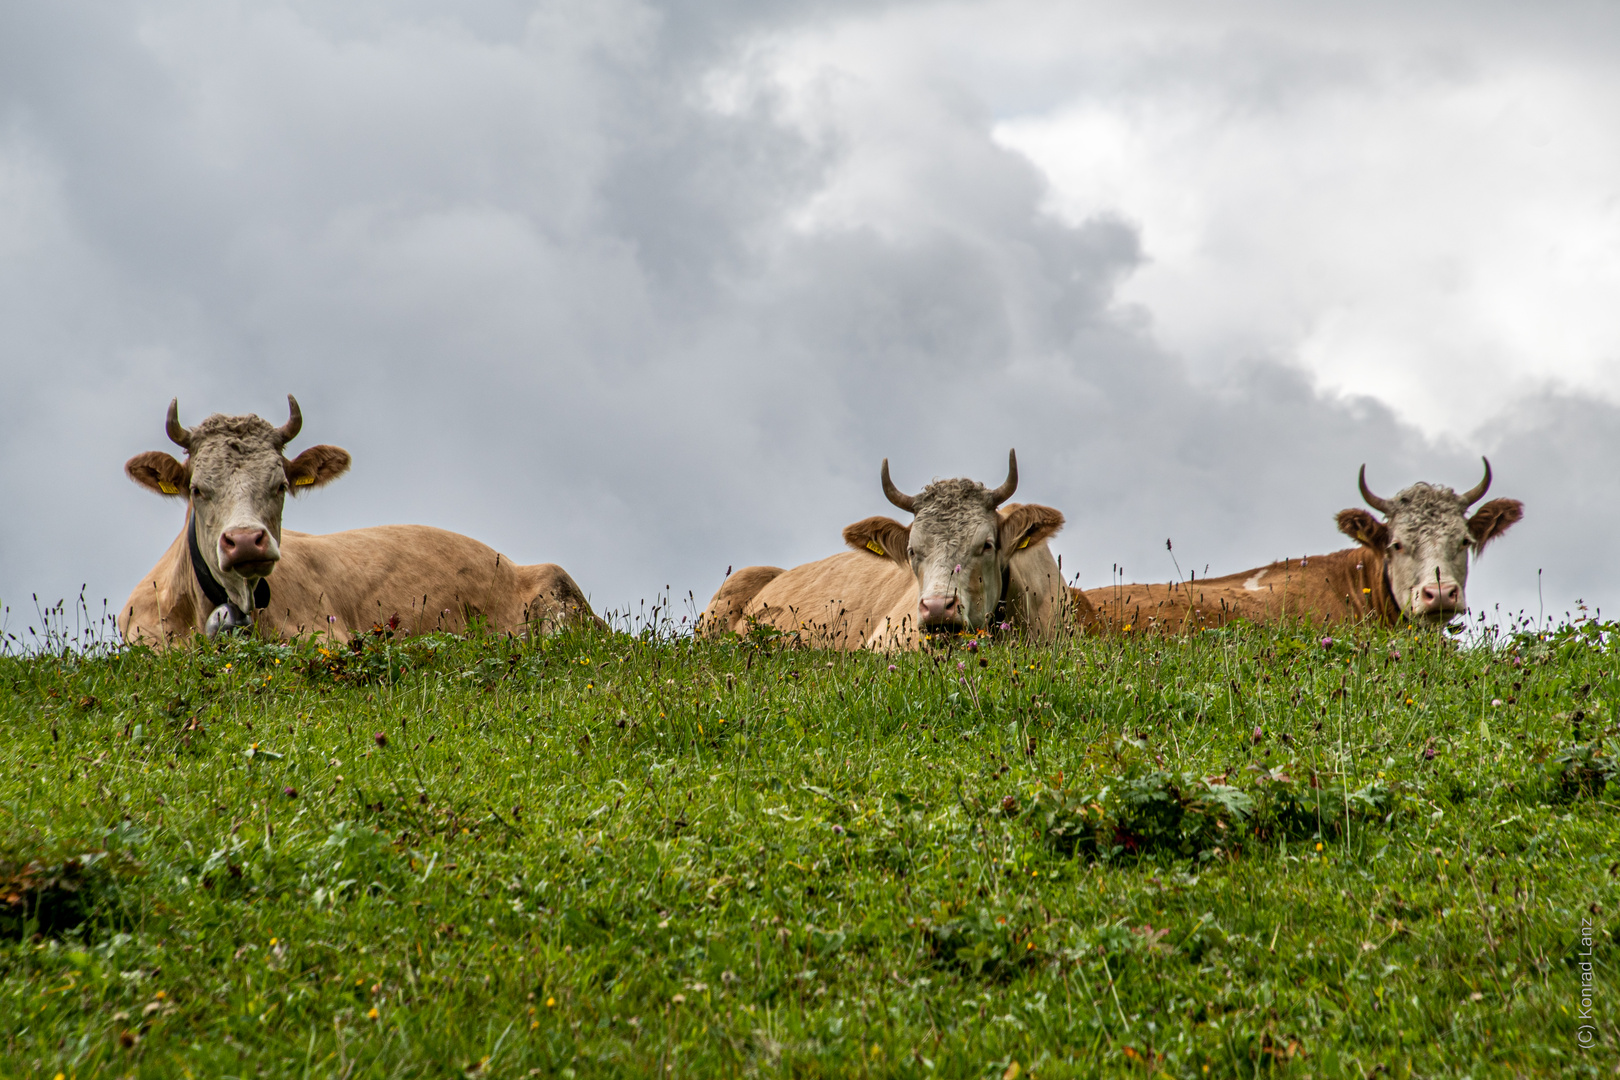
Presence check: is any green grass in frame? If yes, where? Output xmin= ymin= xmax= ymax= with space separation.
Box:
xmin=0 ymin=613 xmax=1616 ymax=1078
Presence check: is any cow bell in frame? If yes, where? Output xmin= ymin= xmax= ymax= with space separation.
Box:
xmin=205 ymin=602 xmax=254 ymax=639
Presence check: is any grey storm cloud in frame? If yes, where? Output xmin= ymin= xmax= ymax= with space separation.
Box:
xmin=1 ymin=0 xmax=1614 ymax=640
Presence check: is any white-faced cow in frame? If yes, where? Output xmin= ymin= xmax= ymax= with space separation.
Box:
xmin=700 ymin=451 xmax=1092 ymax=649
xmin=1081 ymin=459 xmax=1523 ymax=634
xmin=120 ymin=397 xmax=600 ymax=646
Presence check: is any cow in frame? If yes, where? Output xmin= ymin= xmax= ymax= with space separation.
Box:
xmin=119 ymin=397 xmax=600 ymax=646
xmin=699 ymin=451 xmax=1092 ymax=649
xmin=1081 ymin=459 xmax=1523 ymax=634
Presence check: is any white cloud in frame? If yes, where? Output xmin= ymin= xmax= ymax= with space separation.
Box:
xmin=983 ymin=11 xmax=1620 ymax=436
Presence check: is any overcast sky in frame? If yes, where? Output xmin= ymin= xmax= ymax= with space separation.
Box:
xmin=4 ymin=0 xmax=1618 ymax=640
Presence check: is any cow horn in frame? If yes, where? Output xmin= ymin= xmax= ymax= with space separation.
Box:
xmin=880 ymin=459 xmax=916 ymax=513
xmin=274 ymin=394 xmax=303 ymax=448
xmin=165 ymin=398 xmax=192 ymax=452
xmin=1459 ymin=456 xmax=1491 ymax=507
xmin=1358 ymin=464 xmax=1391 ymax=515
xmin=987 ymin=449 xmax=1018 ymax=507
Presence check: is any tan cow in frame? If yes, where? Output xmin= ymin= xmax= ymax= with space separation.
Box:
xmin=119 ymin=397 xmax=600 ymax=646
xmin=700 ymin=451 xmax=1092 ymax=649
xmin=1081 ymin=460 xmax=1523 ymax=634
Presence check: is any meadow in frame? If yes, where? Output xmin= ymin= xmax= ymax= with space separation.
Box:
xmin=0 ymin=606 xmax=1615 ymax=1078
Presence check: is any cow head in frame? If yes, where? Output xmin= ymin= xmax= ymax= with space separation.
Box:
xmin=1336 ymin=458 xmax=1523 ymax=624
xmin=125 ymin=396 xmax=350 ymax=614
xmin=843 ymin=450 xmax=1064 ymax=633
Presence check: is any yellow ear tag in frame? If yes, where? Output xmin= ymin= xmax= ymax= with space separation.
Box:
xmin=1019 ymin=537 xmax=1031 ymax=549
xmin=865 ymin=541 xmax=886 ymax=556
xmin=293 ymin=476 xmax=315 ymax=486
xmin=158 ymin=481 xmax=180 ymax=495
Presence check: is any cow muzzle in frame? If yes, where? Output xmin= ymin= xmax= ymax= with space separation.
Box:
xmin=1412 ymin=580 xmax=1463 ymax=618
xmin=219 ymin=528 xmax=278 ymax=577
xmin=918 ymin=594 xmax=966 ymax=631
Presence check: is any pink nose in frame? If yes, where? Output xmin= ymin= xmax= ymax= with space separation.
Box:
xmin=918 ymin=595 xmax=961 ymax=627
xmin=219 ymin=528 xmax=274 ymax=572
xmin=1418 ymin=582 xmax=1462 ymax=612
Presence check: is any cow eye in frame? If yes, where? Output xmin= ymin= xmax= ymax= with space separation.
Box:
xmin=1391 ymin=541 xmax=1403 ymax=552
xmin=983 ymin=539 xmax=995 ymax=552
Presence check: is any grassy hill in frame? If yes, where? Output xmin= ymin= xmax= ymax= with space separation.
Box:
xmin=1 ymin=614 xmax=1615 ymax=1077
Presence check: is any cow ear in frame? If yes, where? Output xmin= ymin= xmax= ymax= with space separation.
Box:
xmin=1336 ymin=508 xmax=1389 ymax=551
xmin=998 ymin=502 xmax=1064 ymax=553
xmin=285 ymin=445 xmax=351 ymax=491
xmin=843 ymin=516 xmax=910 ymax=569
xmin=126 ymin=451 xmax=189 ymax=497
xmin=1468 ymin=498 xmax=1523 ymax=553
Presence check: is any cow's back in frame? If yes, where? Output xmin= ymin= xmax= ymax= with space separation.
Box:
xmin=698 ymin=566 xmax=786 ymax=639
xmin=253 ymin=525 xmax=597 ymax=640
xmin=1082 ymin=548 xmax=1388 ymax=634
xmin=746 ymin=552 xmax=916 ymax=650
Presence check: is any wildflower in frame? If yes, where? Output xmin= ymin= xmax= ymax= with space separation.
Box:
xmin=956 ymin=661 xmax=965 ymax=672
xmin=965 ymin=638 xmax=979 ymax=652
xmin=1315 ymin=842 xmax=1324 ymax=852
xmin=374 ymin=732 xmax=388 ymax=747
xmin=546 ymin=996 xmax=556 ymax=1007
xmin=1319 ymin=637 xmax=1333 ymax=649
xmin=1252 ymin=726 xmax=1264 ymax=744
xmin=1491 ymin=698 xmax=1503 ymax=707
xmin=283 ymin=786 xmax=298 ymax=799
xmin=887 ymin=665 xmax=897 ymax=673
xmin=832 ymin=824 xmax=844 ymax=835
xmin=367 ymin=1006 xmax=379 ymax=1020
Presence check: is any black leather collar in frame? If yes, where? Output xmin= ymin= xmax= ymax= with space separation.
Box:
xmin=989 ymin=561 xmax=1013 ymax=630
xmin=189 ymin=513 xmax=270 ymax=612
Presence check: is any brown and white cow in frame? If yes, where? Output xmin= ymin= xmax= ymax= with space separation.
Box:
xmin=119 ymin=397 xmax=600 ymax=646
xmin=1081 ymin=459 xmax=1523 ymax=634
xmin=700 ymin=451 xmax=1092 ymax=649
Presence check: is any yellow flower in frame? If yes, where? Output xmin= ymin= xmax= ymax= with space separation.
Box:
xmin=269 ymin=938 xmax=277 ymax=947
xmin=1315 ymin=842 xmax=1324 ymax=852
xmin=546 ymin=996 xmax=556 ymax=1008
xmin=367 ymin=1006 xmax=379 ymax=1020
